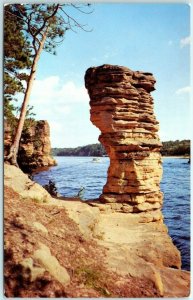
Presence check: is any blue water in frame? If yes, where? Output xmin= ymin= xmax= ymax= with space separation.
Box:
xmin=161 ymin=158 xmax=190 ymax=271
xmin=33 ymin=156 xmax=190 ymax=271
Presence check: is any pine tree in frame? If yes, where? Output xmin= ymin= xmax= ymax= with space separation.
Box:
xmin=4 ymin=5 xmax=32 ymax=125
xmin=5 ymin=3 xmax=92 ymax=166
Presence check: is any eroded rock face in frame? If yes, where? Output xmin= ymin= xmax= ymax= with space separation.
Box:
xmin=4 ymin=119 xmax=56 ymax=170
xmin=28 ymin=120 xmax=56 ymax=168
xmin=85 ymin=64 xmax=163 ymax=214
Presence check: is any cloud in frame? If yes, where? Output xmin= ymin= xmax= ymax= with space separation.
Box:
xmin=31 ymin=76 xmax=88 ymax=105
xmin=176 ymin=86 xmax=191 ymax=95
xmin=180 ymin=36 xmax=190 ymax=48
xmin=25 ymin=76 xmax=98 ymax=147
xmin=29 ymin=76 xmax=89 ymax=120
xmin=49 ymin=117 xmax=100 ymax=148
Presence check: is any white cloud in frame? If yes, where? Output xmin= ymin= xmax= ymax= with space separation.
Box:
xmin=54 ymin=106 xmax=71 ymax=115
xmin=49 ymin=118 xmax=100 ymax=148
xmin=49 ymin=121 xmax=66 ymax=147
xmin=26 ymin=76 xmax=98 ymax=147
xmin=29 ymin=76 xmax=89 ymax=120
xmin=31 ymin=76 xmax=88 ymax=105
xmin=176 ymin=86 xmax=191 ymax=95
xmin=180 ymin=36 xmax=190 ymax=48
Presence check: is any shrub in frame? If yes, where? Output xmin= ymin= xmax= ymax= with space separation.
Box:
xmin=43 ymin=180 xmax=58 ymax=197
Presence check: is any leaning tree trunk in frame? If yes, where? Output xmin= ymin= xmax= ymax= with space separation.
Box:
xmin=6 ymin=32 xmax=47 ymax=167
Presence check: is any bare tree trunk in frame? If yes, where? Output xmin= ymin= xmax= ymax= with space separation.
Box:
xmin=6 ymin=32 xmax=47 ymax=167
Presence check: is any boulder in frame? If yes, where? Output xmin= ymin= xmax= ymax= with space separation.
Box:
xmin=4 ymin=163 xmax=52 ymax=203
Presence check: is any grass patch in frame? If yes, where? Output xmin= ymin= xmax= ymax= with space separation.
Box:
xmin=75 ymin=266 xmax=111 ymax=297
xmin=94 ymin=232 xmax=105 ymax=240
xmin=21 ymin=196 xmax=48 ymax=203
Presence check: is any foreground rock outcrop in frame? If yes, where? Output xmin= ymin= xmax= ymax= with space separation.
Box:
xmin=85 ymin=64 xmax=163 ymax=215
xmin=4 ymin=164 xmax=161 ymax=298
xmin=4 ymin=164 xmax=190 ymax=297
xmin=4 ymin=119 xmax=56 ymax=170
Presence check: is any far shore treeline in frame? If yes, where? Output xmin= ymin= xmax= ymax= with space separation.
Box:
xmin=52 ymin=140 xmax=190 ymax=157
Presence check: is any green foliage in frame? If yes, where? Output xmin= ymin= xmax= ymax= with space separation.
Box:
xmin=5 ymin=108 xmax=36 ymax=139
xmin=16 ymin=118 xmax=38 ymax=173
xmin=9 ymin=3 xmax=92 ymax=57
xmin=43 ymin=180 xmax=58 ymax=196
xmin=4 ymin=3 xmax=92 ymax=166
xmin=20 ymin=118 xmax=36 ymax=141
xmin=4 ymin=5 xmax=32 ymax=121
xmin=17 ymin=152 xmax=36 ymax=174
xmin=52 ymin=143 xmax=106 ymax=157
xmin=33 ymin=139 xmax=43 ymax=150
xmin=161 ymin=140 xmax=190 ymax=156
xmin=4 ymin=101 xmax=18 ymax=131
xmin=4 ymin=2 xmax=92 ymax=124
xmin=24 ymin=196 xmax=48 ymax=203
xmin=75 ymin=266 xmax=111 ymax=296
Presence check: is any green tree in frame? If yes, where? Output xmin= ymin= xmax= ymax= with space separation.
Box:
xmin=4 ymin=4 xmax=32 ymax=126
xmin=5 ymin=3 xmax=92 ymax=166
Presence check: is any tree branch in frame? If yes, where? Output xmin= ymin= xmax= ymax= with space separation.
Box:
xmin=34 ymin=4 xmax=60 ymax=38
xmin=59 ymin=6 xmax=92 ymax=32
xmin=71 ymin=3 xmax=94 ymax=15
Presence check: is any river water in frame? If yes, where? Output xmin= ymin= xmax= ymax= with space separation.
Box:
xmin=33 ymin=156 xmax=190 ymax=271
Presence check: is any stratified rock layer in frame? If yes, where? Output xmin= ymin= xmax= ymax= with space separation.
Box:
xmin=4 ymin=119 xmax=56 ymax=169
xmin=85 ymin=64 xmax=163 ymax=213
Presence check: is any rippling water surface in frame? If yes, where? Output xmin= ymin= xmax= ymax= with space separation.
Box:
xmin=33 ymin=156 xmax=190 ymax=270
xmin=161 ymin=158 xmax=190 ymax=271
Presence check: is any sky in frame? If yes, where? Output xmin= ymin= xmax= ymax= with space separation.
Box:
xmin=16 ymin=3 xmax=191 ymax=148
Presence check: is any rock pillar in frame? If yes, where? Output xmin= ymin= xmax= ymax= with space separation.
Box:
xmin=85 ymin=64 xmax=163 ymax=214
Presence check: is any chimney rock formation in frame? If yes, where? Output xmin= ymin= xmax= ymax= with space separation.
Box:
xmin=85 ymin=64 xmax=163 ymax=215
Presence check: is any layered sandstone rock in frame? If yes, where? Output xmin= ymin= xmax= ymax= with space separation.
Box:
xmin=4 ymin=163 xmax=190 ymax=297
xmin=28 ymin=120 xmax=56 ymax=168
xmin=85 ymin=64 xmax=163 ymax=214
xmin=4 ymin=119 xmax=56 ymax=170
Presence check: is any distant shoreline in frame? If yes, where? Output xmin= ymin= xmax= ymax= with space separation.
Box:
xmin=52 ymin=140 xmax=190 ymax=158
